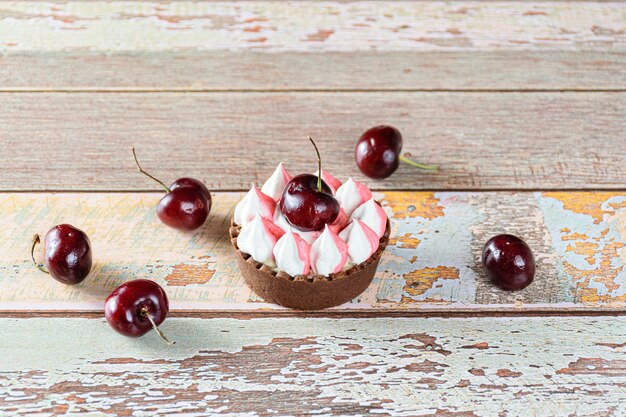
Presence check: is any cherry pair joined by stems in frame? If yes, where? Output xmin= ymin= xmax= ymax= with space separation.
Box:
xmin=280 ymin=138 xmax=340 ymax=232
xmin=355 ymin=125 xmax=438 ymax=179
xmin=132 ymin=148 xmax=211 ymax=231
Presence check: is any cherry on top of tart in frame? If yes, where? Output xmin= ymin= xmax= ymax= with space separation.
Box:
xmin=280 ymin=174 xmax=339 ymax=232
xmin=279 ymin=138 xmax=340 ymax=232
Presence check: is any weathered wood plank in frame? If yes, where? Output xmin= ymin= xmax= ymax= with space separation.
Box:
xmin=3 ymin=2 xmax=622 ymax=52
xmin=3 ymin=51 xmax=625 ymax=92
xmin=1 ymin=316 xmax=626 ymax=415
xmin=1 ymin=92 xmax=624 ymax=191
xmin=0 ymin=1 xmax=624 ymax=90
xmin=2 ymin=191 xmax=624 ymax=312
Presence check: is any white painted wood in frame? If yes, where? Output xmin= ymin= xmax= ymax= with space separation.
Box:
xmin=1 ymin=2 xmax=624 ymax=52
xmin=1 ymin=2 xmax=624 ymax=90
xmin=1 ymin=316 xmax=625 ymax=416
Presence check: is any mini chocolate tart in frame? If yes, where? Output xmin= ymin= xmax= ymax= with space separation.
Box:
xmin=230 ymin=219 xmax=390 ymax=311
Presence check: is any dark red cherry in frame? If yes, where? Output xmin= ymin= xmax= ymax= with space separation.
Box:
xmin=482 ymin=234 xmax=535 ymax=291
xmin=104 ymin=279 xmax=174 ymax=344
xmin=171 ymin=177 xmax=211 ymax=201
xmin=280 ymin=138 xmax=340 ymax=231
xmin=132 ymin=148 xmax=210 ymax=231
xmin=31 ymin=224 xmax=92 ymax=285
xmin=355 ymin=125 xmax=437 ymax=179
xmin=157 ymin=187 xmax=210 ymax=231
xmin=280 ymin=174 xmax=340 ymax=231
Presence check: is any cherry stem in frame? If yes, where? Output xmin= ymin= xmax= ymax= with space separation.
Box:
xmin=308 ymin=137 xmax=322 ymax=192
xmin=30 ymin=234 xmax=49 ymax=275
xmin=141 ymin=307 xmax=175 ymax=345
xmin=131 ymin=147 xmax=171 ymax=193
xmin=399 ymin=154 xmax=439 ymax=171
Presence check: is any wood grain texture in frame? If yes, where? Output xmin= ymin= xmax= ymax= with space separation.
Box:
xmin=3 ymin=191 xmax=624 ymax=312
xmin=1 ymin=92 xmax=624 ymax=191
xmin=2 ymin=316 xmax=626 ymax=415
xmin=3 ymin=2 xmax=623 ymax=52
xmin=4 ymin=51 xmax=624 ymax=91
xmin=0 ymin=1 xmax=624 ymax=90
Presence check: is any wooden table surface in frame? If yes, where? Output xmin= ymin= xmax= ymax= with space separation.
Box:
xmin=1 ymin=1 xmax=625 ymax=416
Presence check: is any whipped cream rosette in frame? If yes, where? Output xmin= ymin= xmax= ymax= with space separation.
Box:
xmin=310 ymin=225 xmax=349 ymax=276
xmin=234 ymin=185 xmax=275 ymax=226
xmin=237 ymin=214 xmax=285 ymax=267
xmin=262 ymin=162 xmax=292 ymax=202
xmin=273 ymin=229 xmax=312 ymax=276
xmin=350 ymin=197 xmax=388 ymax=238
xmin=336 ymin=177 xmax=372 ymax=216
xmin=339 ymin=219 xmax=380 ymax=265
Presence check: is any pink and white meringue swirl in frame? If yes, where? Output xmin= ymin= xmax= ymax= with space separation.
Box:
xmin=273 ymin=206 xmax=321 ymax=244
xmin=350 ymin=198 xmax=388 ymax=238
xmin=339 ymin=219 xmax=380 ymax=265
xmin=261 ymin=162 xmax=292 ymax=202
xmin=234 ymin=185 xmax=276 ymax=226
xmin=237 ymin=214 xmax=285 ymax=267
xmin=310 ymin=225 xmax=348 ymax=276
xmin=314 ymin=169 xmax=342 ymax=194
xmin=273 ymin=229 xmax=312 ymax=276
xmin=272 ymin=205 xmax=291 ymax=231
xmin=336 ymin=177 xmax=373 ymax=216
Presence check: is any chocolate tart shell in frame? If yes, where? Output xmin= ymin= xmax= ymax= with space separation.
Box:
xmin=230 ymin=216 xmax=390 ymax=310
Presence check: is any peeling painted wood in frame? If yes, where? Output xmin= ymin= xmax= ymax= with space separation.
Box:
xmin=1 ymin=316 xmax=626 ymax=415
xmin=0 ymin=1 xmax=624 ymax=90
xmin=2 ymin=2 xmax=624 ymax=52
xmin=1 ymin=92 xmax=624 ymax=191
xmin=2 ymin=191 xmax=624 ymax=312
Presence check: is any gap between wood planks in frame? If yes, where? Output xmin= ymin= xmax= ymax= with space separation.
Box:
xmin=3 ymin=0 xmax=621 ymax=2
xmin=3 ymin=309 xmax=626 ymax=319
xmin=1 ymin=188 xmax=625 ymax=193
xmin=1 ymin=89 xmax=625 ymax=93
